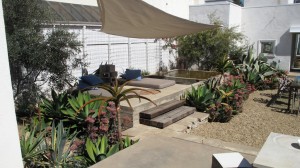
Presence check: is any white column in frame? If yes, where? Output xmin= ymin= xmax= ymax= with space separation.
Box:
xmin=108 ymin=35 xmax=111 ymax=64
xmin=146 ymin=41 xmax=149 ymax=71
xmin=82 ymin=25 xmax=86 ymax=59
xmin=0 ymin=1 xmax=23 ymax=167
xmin=128 ymin=38 xmax=131 ymax=67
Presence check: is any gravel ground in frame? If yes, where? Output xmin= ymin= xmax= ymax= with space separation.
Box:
xmin=189 ymin=89 xmax=300 ymax=148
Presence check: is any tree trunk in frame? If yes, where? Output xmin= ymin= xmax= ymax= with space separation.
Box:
xmin=116 ymin=104 xmax=123 ymax=150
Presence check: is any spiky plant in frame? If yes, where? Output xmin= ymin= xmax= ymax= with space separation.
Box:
xmin=78 ymin=79 xmax=158 ymax=149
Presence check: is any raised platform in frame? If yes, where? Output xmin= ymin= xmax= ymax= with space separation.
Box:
xmin=87 ymin=82 xmax=202 ymax=129
xmin=119 ymin=82 xmax=202 ymax=129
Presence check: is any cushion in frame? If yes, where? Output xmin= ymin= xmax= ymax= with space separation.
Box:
xmin=120 ymin=73 xmax=127 ymax=79
xmin=125 ymin=69 xmax=142 ymax=80
xmin=78 ymin=80 xmax=90 ymax=89
xmin=81 ymin=75 xmax=103 ymax=86
xmin=127 ymin=78 xmax=176 ymax=89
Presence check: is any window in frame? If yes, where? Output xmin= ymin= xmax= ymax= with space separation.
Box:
xmin=258 ymin=40 xmax=276 ymax=58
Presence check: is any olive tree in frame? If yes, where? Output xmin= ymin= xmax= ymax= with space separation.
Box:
xmin=3 ymin=0 xmax=83 ymax=115
xmin=165 ymin=14 xmax=248 ymax=71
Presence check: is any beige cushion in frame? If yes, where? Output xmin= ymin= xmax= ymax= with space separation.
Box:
xmin=127 ymin=78 xmax=175 ymax=89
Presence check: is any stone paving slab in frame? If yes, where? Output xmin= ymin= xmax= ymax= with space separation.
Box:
xmin=91 ymin=136 xmax=256 ymax=168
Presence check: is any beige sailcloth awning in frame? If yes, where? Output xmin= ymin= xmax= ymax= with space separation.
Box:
xmin=97 ymin=0 xmax=217 ymax=38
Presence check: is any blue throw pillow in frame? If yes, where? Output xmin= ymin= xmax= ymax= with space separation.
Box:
xmin=78 ymin=80 xmax=90 ymax=89
xmin=125 ymin=69 xmax=142 ymax=80
xmin=81 ymin=75 xmax=103 ymax=85
xmin=120 ymin=73 xmax=127 ymax=79
xmin=136 ymin=76 xmax=142 ymax=81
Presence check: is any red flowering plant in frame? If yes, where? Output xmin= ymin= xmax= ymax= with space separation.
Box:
xmin=218 ymin=75 xmax=255 ymax=114
xmin=78 ymin=80 xmax=158 ymax=149
xmin=207 ymin=100 xmax=233 ymax=123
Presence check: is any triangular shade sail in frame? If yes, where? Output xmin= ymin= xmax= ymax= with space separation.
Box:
xmin=97 ymin=0 xmax=217 ymax=38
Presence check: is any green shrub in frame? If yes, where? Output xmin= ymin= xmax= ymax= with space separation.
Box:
xmin=20 ymin=123 xmax=46 ymax=167
xmin=84 ymin=135 xmax=138 ymax=166
xmin=185 ymin=85 xmax=216 ymax=111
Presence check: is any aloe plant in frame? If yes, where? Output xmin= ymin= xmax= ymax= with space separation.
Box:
xmin=78 ymin=80 xmax=157 ymax=149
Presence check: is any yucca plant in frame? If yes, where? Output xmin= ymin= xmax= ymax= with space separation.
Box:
xmin=78 ymin=80 xmax=157 ymax=149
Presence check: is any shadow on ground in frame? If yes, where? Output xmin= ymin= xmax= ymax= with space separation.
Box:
xmin=253 ymin=92 xmax=297 ymax=114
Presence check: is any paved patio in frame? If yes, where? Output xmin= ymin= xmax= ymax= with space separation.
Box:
xmin=90 ymin=118 xmax=259 ymax=168
xmin=90 ymin=135 xmax=257 ymax=168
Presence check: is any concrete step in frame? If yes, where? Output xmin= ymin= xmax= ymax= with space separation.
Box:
xmin=174 ymin=112 xmax=209 ymax=133
xmin=139 ymin=100 xmax=186 ymax=119
xmin=140 ymin=106 xmax=195 ymax=129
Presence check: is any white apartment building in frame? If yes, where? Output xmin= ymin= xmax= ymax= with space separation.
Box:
xmin=190 ymin=0 xmax=300 ymax=71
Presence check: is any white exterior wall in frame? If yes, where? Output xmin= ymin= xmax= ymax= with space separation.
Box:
xmin=190 ymin=3 xmax=231 ymax=26
xmin=190 ymin=2 xmax=242 ymax=29
xmin=244 ymin=0 xmax=290 ymax=7
xmin=229 ymin=3 xmax=242 ymax=31
xmin=0 ymin=0 xmax=23 ymax=167
xmin=242 ymin=4 xmax=300 ymax=70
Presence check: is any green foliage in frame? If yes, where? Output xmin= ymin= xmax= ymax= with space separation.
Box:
xmin=85 ymin=136 xmax=138 ymax=165
xmin=235 ymin=46 xmax=276 ymax=87
xmin=40 ymin=89 xmax=70 ymax=122
xmin=216 ymin=56 xmax=236 ymax=75
xmin=44 ymin=121 xmax=80 ymax=167
xmin=62 ymin=92 xmax=101 ymax=125
xmin=20 ymin=124 xmax=46 ymax=167
xmin=3 ymin=0 xmax=83 ymax=115
xmin=40 ymin=91 xmax=103 ymax=135
xmin=141 ymin=70 xmax=150 ymax=76
xmin=78 ymin=80 xmax=157 ymax=149
xmin=85 ymin=136 xmax=119 ymax=164
xmin=208 ymin=101 xmax=233 ymax=122
xmin=169 ymin=14 xmax=247 ymax=70
xmin=185 ymin=85 xmax=216 ymax=111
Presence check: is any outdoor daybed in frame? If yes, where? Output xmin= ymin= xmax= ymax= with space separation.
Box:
xmin=120 ymin=69 xmax=176 ymax=89
xmin=127 ymin=78 xmax=175 ymax=89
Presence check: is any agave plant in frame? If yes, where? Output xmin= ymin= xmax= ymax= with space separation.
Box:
xmin=43 ymin=121 xmax=79 ymax=167
xmin=185 ymin=85 xmax=216 ymax=111
xmin=85 ymin=136 xmax=119 ymax=165
xmin=78 ymin=80 xmax=157 ymax=149
xmin=235 ymin=46 xmax=276 ymax=86
xmin=20 ymin=124 xmax=46 ymax=167
xmin=85 ymin=135 xmax=138 ymax=165
xmin=39 ymin=89 xmax=70 ymax=122
xmin=61 ymin=91 xmax=102 ymax=128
